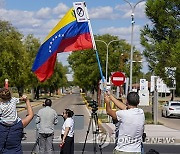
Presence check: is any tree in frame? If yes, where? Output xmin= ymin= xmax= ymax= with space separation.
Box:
xmin=23 ymin=34 xmax=41 ymax=98
xmin=68 ymin=34 xmax=142 ymax=92
xmin=0 ymin=20 xmax=68 ymax=98
xmin=140 ymin=0 xmax=180 ymax=95
xmin=42 ymin=62 xmax=68 ymax=96
xmin=0 ymin=20 xmax=29 ymax=96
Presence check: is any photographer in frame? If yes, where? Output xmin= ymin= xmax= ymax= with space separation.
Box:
xmin=104 ymin=92 xmax=145 ymax=154
xmin=36 ymin=99 xmax=58 ymax=154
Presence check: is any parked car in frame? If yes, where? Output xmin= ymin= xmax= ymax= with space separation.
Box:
xmin=162 ymin=101 xmax=180 ymax=118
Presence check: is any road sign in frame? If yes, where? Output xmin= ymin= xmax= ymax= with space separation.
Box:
xmin=139 ymin=90 xmax=149 ymax=106
xmin=73 ymin=2 xmax=88 ymax=22
xmin=111 ymin=72 xmax=125 ymax=86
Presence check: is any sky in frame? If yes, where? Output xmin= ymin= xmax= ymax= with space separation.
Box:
xmin=0 ymin=0 xmax=151 ymax=74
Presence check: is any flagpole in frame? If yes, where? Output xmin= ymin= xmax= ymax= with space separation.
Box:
xmin=83 ymin=2 xmax=106 ymax=89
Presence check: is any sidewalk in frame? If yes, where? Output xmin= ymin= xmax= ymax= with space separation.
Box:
xmin=17 ymin=96 xmax=62 ymax=112
xmin=17 ymin=99 xmax=44 ymax=112
xmin=101 ymin=122 xmax=180 ymax=144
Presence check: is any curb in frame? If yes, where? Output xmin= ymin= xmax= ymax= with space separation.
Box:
xmin=80 ymin=93 xmax=107 ymax=134
xmin=17 ymin=101 xmax=43 ymax=112
xmin=17 ymin=95 xmax=64 ymax=112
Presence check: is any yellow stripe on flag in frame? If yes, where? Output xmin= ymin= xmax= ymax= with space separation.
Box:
xmin=43 ymin=8 xmax=76 ymax=43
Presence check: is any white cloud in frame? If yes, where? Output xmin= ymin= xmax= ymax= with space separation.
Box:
xmin=98 ymin=25 xmax=141 ymax=42
xmin=36 ymin=7 xmax=52 ymax=19
xmin=89 ymin=6 xmax=120 ymax=19
xmin=115 ymin=2 xmax=146 ymax=19
xmin=0 ymin=2 xmax=70 ymax=42
xmin=0 ymin=9 xmax=42 ymax=28
xmin=53 ymin=3 xmax=69 ymax=15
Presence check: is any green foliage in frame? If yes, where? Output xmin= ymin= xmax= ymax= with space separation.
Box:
xmin=68 ymin=34 xmax=142 ymax=92
xmin=140 ymin=0 xmax=180 ymax=95
xmin=0 ymin=20 xmax=68 ymax=96
xmin=0 ymin=20 xmax=28 ymax=90
xmin=98 ymin=113 xmax=109 ymax=123
xmin=42 ymin=62 xmax=68 ymax=92
xmin=23 ymin=34 xmax=41 ymax=88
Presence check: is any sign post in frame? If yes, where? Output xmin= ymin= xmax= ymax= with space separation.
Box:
xmin=139 ymin=79 xmax=149 ymax=106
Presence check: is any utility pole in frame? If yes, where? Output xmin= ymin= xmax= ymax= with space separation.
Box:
xmin=123 ymin=0 xmax=145 ymax=91
xmin=153 ymin=77 xmax=158 ymax=125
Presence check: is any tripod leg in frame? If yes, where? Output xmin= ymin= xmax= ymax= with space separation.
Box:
xmin=82 ymin=117 xmax=92 ymax=154
xmin=94 ymin=113 xmax=103 ymax=154
xmin=93 ymin=113 xmax=100 ymax=154
xmin=91 ymin=115 xmax=96 ymax=154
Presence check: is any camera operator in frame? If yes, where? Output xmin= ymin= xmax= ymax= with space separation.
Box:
xmin=104 ymin=92 xmax=145 ymax=154
xmin=36 ymin=98 xmax=58 ymax=154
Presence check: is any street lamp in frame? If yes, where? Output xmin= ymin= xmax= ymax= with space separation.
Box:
xmin=95 ymin=39 xmax=119 ymax=83
xmin=123 ymin=0 xmax=145 ymax=92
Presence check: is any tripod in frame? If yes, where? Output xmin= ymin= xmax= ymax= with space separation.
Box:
xmin=82 ymin=110 xmax=102 ymax=154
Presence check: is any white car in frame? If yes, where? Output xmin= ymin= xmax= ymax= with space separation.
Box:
xmin=162 ymin=101 xmax=180 ymax=118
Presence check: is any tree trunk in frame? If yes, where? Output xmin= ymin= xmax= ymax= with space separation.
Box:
xmin=34 ymin=86 xmax=40 ymax=100
xmin=17 ymin=87 xmax=23 ymax=97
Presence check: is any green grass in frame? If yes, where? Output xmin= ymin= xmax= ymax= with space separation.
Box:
xmin=145 ymin=112 xmax=154 ymax=124
xmin=98 ymin=113 xmax=109 ymax=123
xmin=145 ymin=112 xmax=162 ymax=124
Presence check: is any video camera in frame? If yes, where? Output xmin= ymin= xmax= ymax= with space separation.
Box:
xmin=88 ymin=100 xmax=98 ymax=112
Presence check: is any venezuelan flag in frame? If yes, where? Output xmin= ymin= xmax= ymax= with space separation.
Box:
xmin=32 ymin=8 xmax=93 ymax=82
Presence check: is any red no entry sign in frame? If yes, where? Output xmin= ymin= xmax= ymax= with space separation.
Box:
xmin=111 ymin=72 xmax=125 ymax=86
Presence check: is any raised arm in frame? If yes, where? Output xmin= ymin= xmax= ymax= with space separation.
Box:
xmin=21 ymin=95 xmax=34 ymax=128
xmin=104 ymin=94 xmax=117 ymax=120
xmin=108 ymin=93 xmax=127 ymax=110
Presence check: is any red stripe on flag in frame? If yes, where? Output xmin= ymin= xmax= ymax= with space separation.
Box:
xmin=58 ymin=33 xmax=92 ymax=52
xmin=34 ymin=51 xmax=58 ymax=82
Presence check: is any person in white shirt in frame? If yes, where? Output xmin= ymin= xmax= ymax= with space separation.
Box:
xmin=104 ymin=92 xmax=145 ymax=154
xmin=60 ymin=108 xmax=74 ymax=154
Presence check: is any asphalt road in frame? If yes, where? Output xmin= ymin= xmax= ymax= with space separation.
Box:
xmin=18 ymin=91 xmax=95 ymax=143
xmin=22 ymin=143 xmax=180 ymax=154
xmin=158 ymin=109 xmax=180 ymax=130
xmin=17 ymin=90 xmax=180 ymax=153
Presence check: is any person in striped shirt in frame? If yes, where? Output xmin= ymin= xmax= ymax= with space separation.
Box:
xmin=0 ymin=87 xmax=34 ymax=154
xmin=0 ymin=88 xmax=22 ymax=126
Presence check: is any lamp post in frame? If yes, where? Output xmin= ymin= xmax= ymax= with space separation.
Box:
xmin=123 ymin=0 xmax=145 ymax=92
xmin=95 ymin=39 xmax=119 ymax=83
